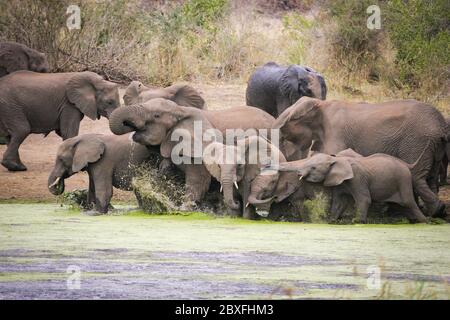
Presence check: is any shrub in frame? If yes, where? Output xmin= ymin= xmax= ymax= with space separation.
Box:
xmin=385 ymin=0 xmax=450 ymax=98
xmin=326 ymin=0 xmax=385 ymax=79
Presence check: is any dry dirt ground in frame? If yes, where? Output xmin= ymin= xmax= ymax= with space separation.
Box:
xmin=0 ymin=84 xmax=246 ymax=202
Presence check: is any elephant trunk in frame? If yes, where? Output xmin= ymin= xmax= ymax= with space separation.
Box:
xmin=222 ymin=177 xmax=240 ymax=210
xmin=48 ymin=174 xmax=65 ymax=195
xmin=109 ymin=105 xmax=147 ymax=135
xmin=247 ymin=194 xmax=273 ymax=205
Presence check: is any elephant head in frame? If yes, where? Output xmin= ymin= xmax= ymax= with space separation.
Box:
xmin=0 ymin=42 xmax=49 ymax=75
xmin=66 ymin=72 xmax=120 ymax=120
xmin=280 ymin=65 xmax=327 ymax=106
xmin=48 ymin=135 xmax=105 ymax=195
xmin=278 ymin=153 xmax=354 ymax=187
xmin=274 ymin=96 xmax=324 ymax=152
xmin=25 ymin=48 xmax=49 ymax=73
xmin=202 ymin=141 xmax=246 ymax=210
xmin=109 ymin=98 xmax=213 ymax=159
xmin=123 ymin=81 xmax=205 ymax=109
xmin=203 ymin=136 xmax=286 ymax=212
xmin=247 ymin=165 xmax=298 ymax=211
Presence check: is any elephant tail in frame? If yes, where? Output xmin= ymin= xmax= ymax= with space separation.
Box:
xmin=406 ymin=139 xmax=431 ymax=170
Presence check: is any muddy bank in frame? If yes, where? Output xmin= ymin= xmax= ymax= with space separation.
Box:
xmin=0 ymin=204 xmax=449 ymax=299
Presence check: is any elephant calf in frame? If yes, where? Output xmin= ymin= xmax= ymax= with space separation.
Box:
xmin=123 ymin=80 xmax=205 ymax=109
xmin=48 ymin=134 xmax=153 ymax=214
xmin=276 ymin=150 xmax=428 ymax=224
xmin=0 ymin=41 xmax=49 ymax=77
xmin=202 ymin=136 xmax=286 ymax=219
xmin=0 ymin=70 xmax=120 ymax=171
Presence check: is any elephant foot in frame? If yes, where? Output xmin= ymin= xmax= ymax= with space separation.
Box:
xmin=1 ymin=159 xmax=27 ymax=171
xmin=430 ymin=201 xmax=446 ymax=218
xmin=83 ymin=210 xmax=107 ymax=216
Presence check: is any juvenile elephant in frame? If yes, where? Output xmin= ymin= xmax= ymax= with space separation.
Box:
xmin=0 ymin=70 xmax=120 ymax=171
xmin=0 ymin=41 xmax=49 ymax=77
xmin=202 ymin=136 xmax=284 ymax=219
xmin=123 ymin=80 xmax=205 ymax=109
xmin=48 ymin=134 xmax=153 ymax=214
xmin=275 ymin=150 xmax=428 ymax=223
xmin=246 ymin=62 xmax=327 ymax=118
xmin=109 ymin=98 xmax=275 ymax=204
xmin=274 ymin=97 xmax=448 ymax=217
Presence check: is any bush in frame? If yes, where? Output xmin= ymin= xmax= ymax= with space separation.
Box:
xmin=326 ymin=0 xmax=385 ymax=79
xmin=0 ymin=0 xmax=152 ymax=82
xmin=385 ymin=0 xmax=450 ymax=97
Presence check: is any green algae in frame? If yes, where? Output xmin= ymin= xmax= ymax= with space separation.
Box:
xmin=0 ymin=203 xmax=449 ymax=299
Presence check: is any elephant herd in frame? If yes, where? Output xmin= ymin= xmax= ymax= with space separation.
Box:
xmin=0 ymin=41 xmax=448 ymax=223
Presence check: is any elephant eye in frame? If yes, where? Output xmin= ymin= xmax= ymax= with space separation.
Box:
xmin=154 ymin=113 xmax=160 ymax=119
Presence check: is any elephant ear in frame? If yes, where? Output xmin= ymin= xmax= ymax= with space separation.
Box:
xmin=202 ymin=142 xmax=223 ymax=180
xmin=0 ymin=48 xmax=28 ymax=73
xmin=67 ymin=72 xmax=104 ymax=120
xmin=72 ymin=136 xmax=105 ymax=172
xmin=166 ymin=84 xmax=205 ymax=109
xmin=324 ymin=158 xmax=354 ymax=187
xmin=123 ymin=81 xmax=142 ymax=106
xmin=280 ymin=65 xmax=301 ymax=106
xmin=274 ymin=96 xmax=321 ymax=129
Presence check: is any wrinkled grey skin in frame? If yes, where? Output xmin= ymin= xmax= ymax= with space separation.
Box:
xmin=202 ymin=136 xmax=284 ymax=219
xmin=0 ymin=70 xmax=120 ymax=171
xmin=276 ymin=150 xmax=428 ymax=224
xmin=109 ymin=98 xmax=275 ymax=204
xmin=0 ymin=41 xmax=49 ymax=77
xmin=439 ymin=117 xmax=450 ymax=185
xmin=274 ymin=97 xmax=447 ymax=217
xmin=246 ymin=62 xmax=327 ymax=118
xmin=123 ymin=81 xmax=205 ymax=109
xmin=48 ymin=134 xmax=153 ymax=214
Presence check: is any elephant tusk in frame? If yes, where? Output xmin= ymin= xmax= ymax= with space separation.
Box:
xmin=234 ymin=181 xmax=239 ymax=189
xmin=298 ymin=175 xmax=303 ymax=181
xmin=49 ymin=177 xmax=61 ymax=188
xmin=246 ymin=202 xmax=249 ymax=208
xmin=220 ymin=184 xmax=223 ymax=192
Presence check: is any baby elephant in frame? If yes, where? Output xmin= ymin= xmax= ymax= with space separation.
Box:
xmin=48 ymin=134 xmax=153 ymax=214
xmin=277 ymin=149 xmax=428 ymax=223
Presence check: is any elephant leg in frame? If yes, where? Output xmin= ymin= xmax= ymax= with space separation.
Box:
xmin=243 ymin=204 xmax=258 ymax=220
xmin=1 ymin=122 xmax=30 ymax=171
xmin=330 ymin=190 xmax=348 ymax=222
xmin=427 ymin=160 xmax=440 ymax=193
xmin=353 ymin=194 xmax=371 ymax=224
xmin=92 ymin=170 xmax=113 ymax=214
xmin=404 ymin=202 xmax=428 ymax=224
xmin=86 ymin=174 xmax=96 ymax=210
xmin=439 ymin=155 xmax=448 ymax=186
xmin=184 ymin=164 xmax=211 ymax=203
xmin=414 ymin=178 xmax=445 ymax=217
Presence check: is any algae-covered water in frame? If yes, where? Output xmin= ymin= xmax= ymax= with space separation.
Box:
xmin=0 ymin=203 xmax=449 ymax=299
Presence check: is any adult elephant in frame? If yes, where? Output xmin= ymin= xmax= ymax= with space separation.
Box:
xmin=109 ymin=98 xmax=275 ymax=204
xmin=0 ymin=70 xmax=120 ymax=171
xmin=274 ymin=97 xmax=448 ymax=217
xmin=123 ymin=80 xmax=205 ymax=109
xmin=0 ymin=41 xmax=49 ymax=77
xmin=246 ymin=62 xmax=327 ymax=118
